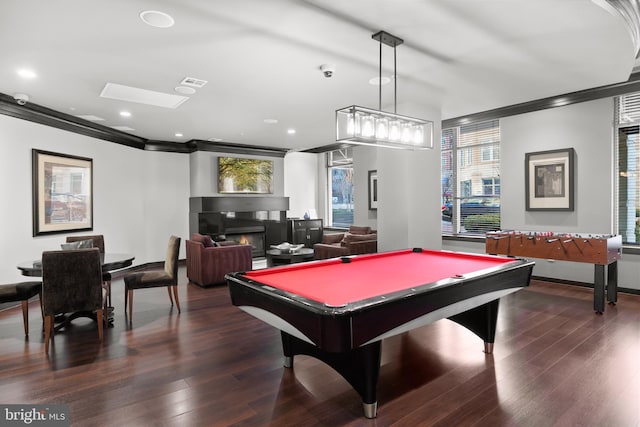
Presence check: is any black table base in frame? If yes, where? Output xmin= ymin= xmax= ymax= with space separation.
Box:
xmin=53 ymin=306 xmax=115 ymax=331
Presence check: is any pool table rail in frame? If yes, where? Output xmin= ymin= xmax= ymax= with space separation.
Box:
xmin=226 ymin=256 xmax=534 ymax=352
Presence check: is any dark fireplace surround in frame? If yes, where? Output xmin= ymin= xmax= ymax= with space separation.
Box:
xmin=189 ymin=196 xmax=290 ymax=258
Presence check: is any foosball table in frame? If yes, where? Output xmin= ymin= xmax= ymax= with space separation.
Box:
xmin=486 ymin=231 xmax=622 ymax=313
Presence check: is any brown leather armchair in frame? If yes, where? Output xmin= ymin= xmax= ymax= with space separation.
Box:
xmin=186 ymin=233 xmax=253 ymax=287
xmin=313 ymin=226 xmax=377 ymax=260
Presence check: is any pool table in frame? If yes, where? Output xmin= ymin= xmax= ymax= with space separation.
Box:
xmin=226 ymin=248 xmax=534 ymax=418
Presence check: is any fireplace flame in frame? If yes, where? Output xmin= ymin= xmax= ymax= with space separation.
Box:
xmin=239 ymin=235 xmax=249 ymax=245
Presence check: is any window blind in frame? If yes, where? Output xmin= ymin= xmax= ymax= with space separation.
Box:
xmin=441 ymin=120 xmax=501 ymax=236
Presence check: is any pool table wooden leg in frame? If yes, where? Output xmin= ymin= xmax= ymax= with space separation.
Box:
xmin=449 ymin=298 xmax=500 ymax=353
xmin=280 ymin=331 xmax=382 ymax=418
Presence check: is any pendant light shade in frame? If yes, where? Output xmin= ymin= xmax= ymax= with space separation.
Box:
xmin=336 ymin=31 xmax=433 ymax=150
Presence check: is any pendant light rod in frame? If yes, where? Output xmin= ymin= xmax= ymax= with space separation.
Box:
xmin=394 ymin=44 xmax=397 ymax=114
xmin=379 ymin=40 xmax=382 ymax=111
xmin=372 ymin=31 xmax=403 ymax=113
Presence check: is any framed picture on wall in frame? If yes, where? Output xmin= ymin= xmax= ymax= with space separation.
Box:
xmin=217 ymin=156 xmax=273 ymax=194
xmin=525 ymin=148 xmax=575 ymax=211
xmin=32 ymin=149 xmax=93 ymax=236
xmin=368 ymin=170 xmax=378 ymax=210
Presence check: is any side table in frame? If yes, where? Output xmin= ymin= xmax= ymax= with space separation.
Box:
xmin=266 ymin=248 xmax=314 ymax=267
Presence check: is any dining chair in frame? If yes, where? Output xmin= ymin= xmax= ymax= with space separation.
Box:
xmin=42 ymin=248 xmax=106 ymax=354
xmin=124 ymin=235 xmax=181 ymax=324
xmin=65 ymin=235 xmax=112 ymax=307
xmin=0 ymin=281 xmax=42 ymax=336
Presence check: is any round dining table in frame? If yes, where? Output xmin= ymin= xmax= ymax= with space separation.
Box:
xmin=17 ymin=253 xmax=135 ymax=277
xmin=16 ymin=253 xmax=134 ymax=328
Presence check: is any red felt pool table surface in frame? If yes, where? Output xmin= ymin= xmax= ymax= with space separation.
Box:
xmin=242 ymin=249 xmax=516 ymax=307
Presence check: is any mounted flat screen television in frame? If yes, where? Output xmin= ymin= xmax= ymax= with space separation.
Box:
xmin=218 ymin=157 xmax=273 ymax=194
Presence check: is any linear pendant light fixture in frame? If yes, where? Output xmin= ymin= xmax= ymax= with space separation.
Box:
xmin=336 ymin=31 xmax=433 ymax=150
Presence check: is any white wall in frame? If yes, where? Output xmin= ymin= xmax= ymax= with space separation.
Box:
xmin=352 ymin=146 xmax=377 ymax=229
xmin=443 ymin=98 xmax=639 ymax=290
xmin=0 ymin=115 xmax=190 ymax=283
xmin=284 ymin=152 xmax=318 ymax=219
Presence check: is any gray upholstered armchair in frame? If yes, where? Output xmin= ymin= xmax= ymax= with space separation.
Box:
xmin=313 ymin=225 xmax=377 ymax=260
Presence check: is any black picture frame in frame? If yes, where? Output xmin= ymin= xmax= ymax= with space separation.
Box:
xmin=32 ymin=149 xmax=93 ymax=236
xmin=368 ymin=170 xmax=378 ymax=210
xmin=525 ymin=148 xmax=575 ymax=211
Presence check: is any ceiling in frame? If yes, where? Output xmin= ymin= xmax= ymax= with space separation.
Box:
xmin=0 ymin=0 xmax=637 ymax=152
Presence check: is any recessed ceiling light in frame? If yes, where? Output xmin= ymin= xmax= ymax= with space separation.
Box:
xmin=175 ymin=133 xmax=183 ymax=137
xmin=17 ymin=68 xmax=37 ymax=79
xmin=76 ymin=114 xmax=105 ymax=121
xmin=208 ymin=137 xmax=222 ymax=142
xmin=111 ymin=125 xmax=135 ymax=132
xmin=264 ymin=118 xmax=278 ymax=124
xmin=369 ymin=76 xmax=391 ymax=86
xmin=287 ymin=129 xmax=296 ymax=135
xmin=174 ymin=86 xmax=196 ymax=95
xmin=119 ymin=111 xmax=131 ymax=117
xmin=552 ymin=98 xmax=570 ymax=107
xmin=140 ymin=10 xmax=175 ymax=28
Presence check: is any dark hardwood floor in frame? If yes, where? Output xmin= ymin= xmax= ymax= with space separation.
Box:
xmin=1 ymin=266 xmax=639 ymax=427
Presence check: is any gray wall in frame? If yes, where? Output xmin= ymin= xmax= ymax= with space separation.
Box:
xmin=373 ymin=103 xmax=443 ymax=251
xmin=443 ymin=98 xmax=640 ymax=290
xmin=189 ymin=150 xmax=285 ymax=197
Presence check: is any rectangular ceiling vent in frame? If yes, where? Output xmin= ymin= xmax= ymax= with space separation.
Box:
xmin=100 ymin=83 xmax=189 ymax=109
xmin=180 ymin=77 xmax=208 ymax=88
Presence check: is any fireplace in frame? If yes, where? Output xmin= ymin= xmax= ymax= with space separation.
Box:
xmin=224 ymin=226 xmax=265 ymax=258
xmin=189 ymin=196 xmax=290 ymax=258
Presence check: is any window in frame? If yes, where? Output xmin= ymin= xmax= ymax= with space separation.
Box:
xmin=459 ymin=148 xmax=472 ymax=167
xmin=615 ymin=94 xmax=640 ymax=245
xmin=481 ymin=145 xmax=499 ymax=162
xmin=327 ymin=148 xmax=354 ymax=228
xmin=460 ymin=180 xmax=472 ymax=197
xmin=441 ymin=120 xmax=501 ymax=236
xmin=483 ymin=177 xmax=500 ymax=195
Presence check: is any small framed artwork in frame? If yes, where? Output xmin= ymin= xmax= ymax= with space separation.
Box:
xmin=368 ymin=170 xmax=378 ymax=210
xmin=525 ymin=148 xmax=575 ymax=211
xmin=32 ymin=149 xmax=93 ymax=236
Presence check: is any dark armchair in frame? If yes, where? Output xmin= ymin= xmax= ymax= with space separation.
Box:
xmin=186 ymin=233 xmax=253 ymax=287
xmin=313 ymin=225 xmax=378 ymax=260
